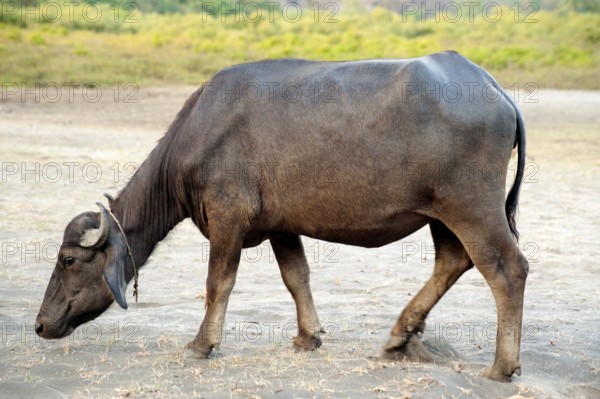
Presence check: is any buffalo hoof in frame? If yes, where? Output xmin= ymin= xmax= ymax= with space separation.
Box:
xmin=185 ymin=340 xmax=214 ymax=359
xmin=482 ymin=363 xmax=521 ymax=382
xmin=382 ymin=320 xmax=426 ymax=354
xmin=382 ymin=334 xmax=437 ymax=362
xmin=294 ymin=332 xmax=322 ymax=351
xmin=382 ymin=333 xmax=410 ymax=353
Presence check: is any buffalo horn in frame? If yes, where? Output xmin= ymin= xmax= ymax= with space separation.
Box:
xmin=103 ymin=192 xmax=115 ymax=206
xmin=80 ymin=203 xmax=111 ymax=248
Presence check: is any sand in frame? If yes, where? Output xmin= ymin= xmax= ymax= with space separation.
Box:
xmin=0 ymin=87 xmax=599 ymax=398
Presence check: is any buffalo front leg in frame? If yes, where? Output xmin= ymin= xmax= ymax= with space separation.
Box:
xmin=384 ymin=221 xmax=473 ymax=355
xmin=186 ymin=233 xmax=243 ymax=358
xmin=271 ymin=235 xmax=322 ymax=350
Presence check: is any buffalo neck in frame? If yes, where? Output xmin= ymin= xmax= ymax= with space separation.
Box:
xmin=110 ymin=137 xmax=186 ymax=282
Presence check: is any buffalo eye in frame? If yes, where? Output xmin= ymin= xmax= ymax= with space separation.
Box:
xmin=63 ymin=256 xmax=75 ymax=267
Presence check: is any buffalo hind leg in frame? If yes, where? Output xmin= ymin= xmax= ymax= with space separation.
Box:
xmin=443 ymin=211 xmax=529 ymax=382
xmin=384 ymin=220 xmax=473 ymax=356
xmin=186 ymin=224 xmax=244 ymax=358
xmin=271 ymin=235 xmax=322 ymax=350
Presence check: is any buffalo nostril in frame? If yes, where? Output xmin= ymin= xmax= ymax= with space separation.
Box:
xmin=35 ymin=322 xmax=44 ymax=336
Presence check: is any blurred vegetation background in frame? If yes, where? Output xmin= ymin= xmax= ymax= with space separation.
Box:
xmin=0 ymin=0 xmax=599 ymax=88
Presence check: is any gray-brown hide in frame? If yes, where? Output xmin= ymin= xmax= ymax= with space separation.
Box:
xmin=36 ymin=51 xmax=528 ymax=382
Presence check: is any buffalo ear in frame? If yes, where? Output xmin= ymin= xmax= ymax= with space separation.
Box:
xmin=103 ymin=255 xmax=128 ymax=309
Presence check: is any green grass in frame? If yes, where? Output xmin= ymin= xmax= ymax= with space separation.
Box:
xmin=0 ymin=4 xmax=599 ymax=88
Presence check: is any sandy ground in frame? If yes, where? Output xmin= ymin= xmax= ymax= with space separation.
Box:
xmin=0 ymin=87 xmax=599 ymax=398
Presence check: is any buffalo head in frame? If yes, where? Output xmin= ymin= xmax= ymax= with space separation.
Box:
xmin=35 ymin=203 xmax=129 ymax=339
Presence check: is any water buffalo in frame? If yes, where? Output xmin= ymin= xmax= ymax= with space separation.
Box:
xmin=36 ymin=50 xmax=527 ymax=382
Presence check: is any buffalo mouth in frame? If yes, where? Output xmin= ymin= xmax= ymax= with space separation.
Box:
xmin=36 ymin=308 xmax=106 ymax=339
xmin=35 ymin=320 xmax=74 ymax=340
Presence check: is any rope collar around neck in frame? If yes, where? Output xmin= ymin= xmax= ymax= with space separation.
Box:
xmin=107 ymin=207 xmax=139 ymax=303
